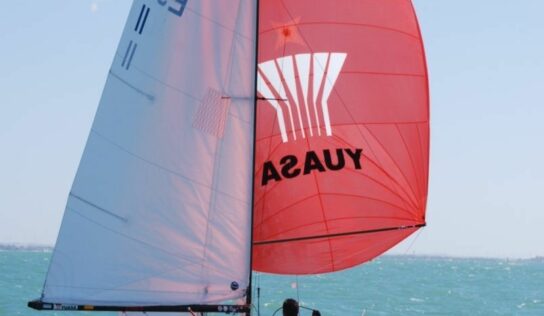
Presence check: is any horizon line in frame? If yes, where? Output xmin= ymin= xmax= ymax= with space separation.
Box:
xmin=1 ymin=242 xmax=542 ymax=261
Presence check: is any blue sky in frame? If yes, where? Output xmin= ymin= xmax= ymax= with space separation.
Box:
xmin=0 ymin=1 xmax=543 ymax=258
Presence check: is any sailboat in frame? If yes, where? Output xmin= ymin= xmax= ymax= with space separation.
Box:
xmin=29 ymin=0 xmax=429 ymax=314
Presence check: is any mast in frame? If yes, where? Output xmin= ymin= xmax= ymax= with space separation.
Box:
xmin=246 ymin=0 xmax=261 ymax=314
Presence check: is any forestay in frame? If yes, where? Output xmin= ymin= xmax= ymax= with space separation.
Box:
xmin=42 ymin=0 xmax=256 ymax=306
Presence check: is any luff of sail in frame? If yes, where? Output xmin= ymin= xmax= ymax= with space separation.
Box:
xmin=252 ymin=0 xmax=429 ymax=274
xmin=38 ymin=0 xmax=256 ymax=307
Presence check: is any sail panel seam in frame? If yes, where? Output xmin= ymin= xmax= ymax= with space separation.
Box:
xmin=90 ymin=129 xmax=249 ymax=205
xmin=260 ymin=22 xmax=420 ymax=39
xmin=254 ymin=121 xmax=430 ymax=142
xmin=66 ymin=206 xmax=228 ymax=276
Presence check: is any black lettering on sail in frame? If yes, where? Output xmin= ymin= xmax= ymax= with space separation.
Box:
xmin=261 ymin=148 xmax=364 ymax=186
xmin=323 ymin=149 xmax=345 ymax=171
xmin=262 ymin=161 xmax=282 ymax=186
xmin=303 ymin=151 xmax=326 ymax=175
xmin=280 ymin=155 xmax=301 ymax=179
xmin=345 ymin=148 xmax=363 ymax=169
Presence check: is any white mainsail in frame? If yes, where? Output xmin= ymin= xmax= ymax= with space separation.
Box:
xmin=42 ymin=0 xmax=256 ymax=306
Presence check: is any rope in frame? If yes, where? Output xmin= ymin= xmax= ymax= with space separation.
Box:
xmin=403 ymin=226 xmax=425 ymax=255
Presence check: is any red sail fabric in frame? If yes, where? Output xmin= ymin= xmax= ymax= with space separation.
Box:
xmin=253 ymin=0 xmax=429 ymax=274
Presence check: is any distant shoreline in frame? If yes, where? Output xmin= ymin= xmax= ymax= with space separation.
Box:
xmin=0 ymin=243 xmax=52 ymax=252
xmin=1 ymin=243 xmax=543 ymax=262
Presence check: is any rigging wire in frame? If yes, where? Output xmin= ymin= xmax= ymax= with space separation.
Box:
xmin=403 ymin=226 xmax=425 ymax=255
xmin=256 ymin=272 xmax=261 ymax=316
xmin=295 ymin=274 xmax=300 ymax=302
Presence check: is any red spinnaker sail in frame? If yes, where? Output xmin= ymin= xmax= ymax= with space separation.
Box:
xmin=253 ymin=0 xmax=429 ymax=274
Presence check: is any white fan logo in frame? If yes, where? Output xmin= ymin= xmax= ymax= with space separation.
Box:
xmin=257 ymin=52 xmax=347 ymax=143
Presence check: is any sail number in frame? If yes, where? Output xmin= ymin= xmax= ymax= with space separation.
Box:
xmin=156 ymin=0 xmax=188 ymax=17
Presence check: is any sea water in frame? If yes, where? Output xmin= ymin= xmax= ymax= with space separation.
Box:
xmin=1 ymin=250 xmax=543 ymax=315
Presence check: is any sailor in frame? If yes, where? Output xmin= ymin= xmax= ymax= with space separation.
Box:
xmin=282 ymin=298 xmax=299 ymax=316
